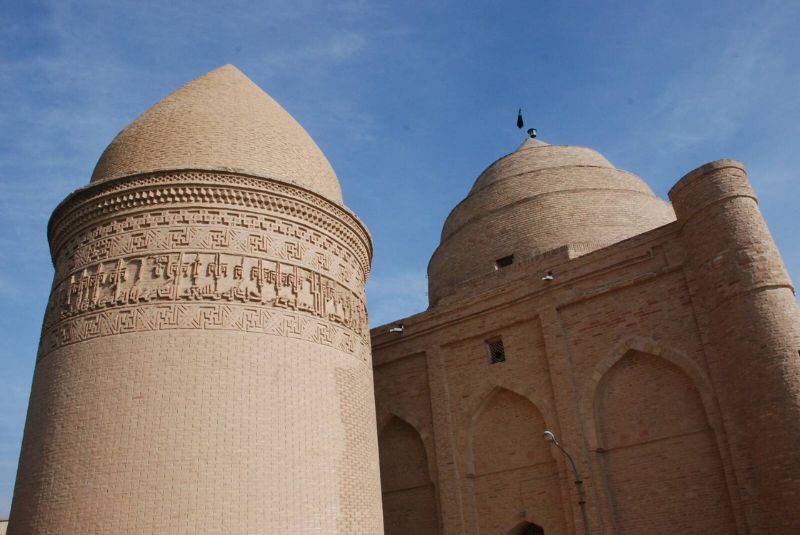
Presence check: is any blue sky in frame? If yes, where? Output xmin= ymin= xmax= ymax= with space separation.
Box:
xmin=1 ymin=0 xmax=798 ymax=517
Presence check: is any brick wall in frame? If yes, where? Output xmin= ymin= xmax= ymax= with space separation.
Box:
xmin=373 ymin=163 xmax=798 ymax=533
xmin=10 ymin=167 xmax=383 ymax=534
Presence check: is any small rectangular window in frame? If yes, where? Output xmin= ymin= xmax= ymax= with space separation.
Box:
xmin=495 ymin=255 xmax=514 ymax=269
xmin=486 ymin=338 xmax=506 ymax=364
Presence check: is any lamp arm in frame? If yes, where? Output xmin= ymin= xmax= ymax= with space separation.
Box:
xmin=555 ymin=442 xmax=582 ymax=482
xmin=551 ymin=439 xmax=591 ymax=535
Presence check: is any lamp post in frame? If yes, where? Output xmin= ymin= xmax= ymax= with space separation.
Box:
xmin=543 ymin=430 xmax=590 ymax=535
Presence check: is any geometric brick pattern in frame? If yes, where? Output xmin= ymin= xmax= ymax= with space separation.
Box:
xmin=374 ymin=151 xmax=800 ymax=534
xmin=90 ymin=65 xmax=343 ymax=204
xmin=9 ymin=66 xmax=384 ymax=534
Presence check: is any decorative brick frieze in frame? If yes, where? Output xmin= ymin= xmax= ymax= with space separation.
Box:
xmin=38 ymin=170 xmax=372 ymax=363
xmin=40 ymin=250 xmax=369 ymax=360
xmin=9 ymin=64 xmax=384 ymax=535
xmin=48 ymin=169 xmax=372 ymax=277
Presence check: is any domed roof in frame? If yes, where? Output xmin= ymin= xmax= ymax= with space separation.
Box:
xmin=427 ymin=138 xmax=676 ymax=306
xmin=91 ymin=64 xmax=343 ymax=204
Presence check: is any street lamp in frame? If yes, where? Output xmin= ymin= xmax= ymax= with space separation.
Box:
xmin=543 ymin=430 xmax=590 ymax=535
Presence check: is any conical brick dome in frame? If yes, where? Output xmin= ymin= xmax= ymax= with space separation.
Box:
xmin=16 ymin=65 xmax=380 ymax=533
xmin=91 ymin=64 xmax=343 ymax=204
xmin=427 ymin=137 xmax=676 ymax=305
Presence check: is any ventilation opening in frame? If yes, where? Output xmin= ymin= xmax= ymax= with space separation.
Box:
xmin=495 ymin=255 xmax=514 ymax=269
xmin=486 ymin=338 xmax=506 ymax=364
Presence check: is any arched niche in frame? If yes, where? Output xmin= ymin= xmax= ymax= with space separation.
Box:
xmin=468 ymin=388 xmax=566 ymax=534
xmin=471 ymin=388 xmax=552 ymax=476
xmin=378 ymin=415 xmax=440 ymax=535
xmin=594 ymin=350 xmax=735 ymax=533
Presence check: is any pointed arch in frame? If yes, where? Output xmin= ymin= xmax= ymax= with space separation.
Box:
xmin=580 ymin=336 xmax=716 ymax=450
xmin=466 ymin=386 xmax=566 ymax=534
xmin=379 ymin=415 xmax=432 ymax=492
xmin=377 ymin=410 xmax=427 ymax=441
xmin=376 ymin=409 xmax=437 ymax=486
xmin=468 ymin=387 xmax=552 ymax=476
xmin=466 ymin=382 xmax=555 ymax=438
xmin=591 ymin=344 xmax=735 ymax=532
xmin=379 ymin=414 xmax=440 ymax=535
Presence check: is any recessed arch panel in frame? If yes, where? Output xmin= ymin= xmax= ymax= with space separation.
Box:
xmin=472 ymin=388 xmax=552 ymax=475
xmin=378 ymin=415 xmax=439 ymax=535
xmin=595 ymin=351 xmax=735 ymax=533
xmin=469 ymin=388 xmax=566 ymax=534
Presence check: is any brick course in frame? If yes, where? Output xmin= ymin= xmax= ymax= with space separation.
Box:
xmin=374 ymin=148 xmax=800 ymax=534
xmin=428 ymin=141 xmax=675 ymax=305
xmin=9 ymin=65 xmax=383 ymax=534
xmin=8 ymin=64 xmax=799 ymax=534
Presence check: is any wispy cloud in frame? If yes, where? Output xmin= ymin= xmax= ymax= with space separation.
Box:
xmin=595 ymin=1 xmax=800 ymax=203
xmin=2 ymin=0 xmax=799 ymax=520
xmin=649 ymin=22 xmax=779 ymax=151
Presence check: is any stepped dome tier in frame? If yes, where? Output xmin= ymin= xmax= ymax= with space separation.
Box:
xmin=91 ymin=64 xmax=343 ymax=204
xmin=427 ymin=137 xmax=676 ymax=305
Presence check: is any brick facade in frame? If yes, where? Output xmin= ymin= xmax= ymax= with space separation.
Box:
xmin=7 ymin=64 xmax=799 ymax=534
xmin=373 ymin=144 xmax=800 ymax=534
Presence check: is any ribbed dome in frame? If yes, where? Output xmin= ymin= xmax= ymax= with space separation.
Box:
xmin=91 ymin=64 xmax=343 ymax=204
xmin=427 ymin=138 xmax=676 ymax=305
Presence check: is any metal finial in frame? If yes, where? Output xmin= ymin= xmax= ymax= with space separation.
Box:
xmin=527 ymin=128 xmax=537 ymax=139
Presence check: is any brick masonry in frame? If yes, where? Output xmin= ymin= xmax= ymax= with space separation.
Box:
xmin=373 ymin=147 xmax=800 ymax=534
xmin=8 ymin=66 xmax=384 ymax=534
xmin=8 ymin=64 xmax=800 ymax=535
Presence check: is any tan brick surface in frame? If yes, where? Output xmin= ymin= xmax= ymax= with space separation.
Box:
xmin=9 ymin=66 xmax=383 ymax=534
xmin=9 ymin=62 xmax=800 ymax=535
xmin=91 ymin=65 xmax=343 ymax=204
xmin=428 ymin=141 xmax=675 ymax=305
xmin=670 ymin=160 xmax=800 ymax=533
xmin=378 ymin=417 xmax=439 ymax=535
xmin=373 ymin=152 xmax=800 ymax=534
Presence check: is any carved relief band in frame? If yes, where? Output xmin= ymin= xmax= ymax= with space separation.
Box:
xmin=45 ymin=252 xmax=366 ymax=335
xmin=39 ymin=303 xmax=368 ymax=362
xmin=41 ymin=170 xmax=372 ymax=362
xmin=55 ymin=216 xmax=364 ymax=289
xmin=48 ymin=170 xmax=372 ymax=275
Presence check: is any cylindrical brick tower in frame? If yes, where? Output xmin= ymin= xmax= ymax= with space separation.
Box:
xmin=670 ymin=160 xmax=800 ymax=534
xmin=9 ymin=65 xmax=384 ymax=534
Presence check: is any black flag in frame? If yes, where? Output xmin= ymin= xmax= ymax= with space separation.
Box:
xmin=517 ymin=108 xmax=524 ymax=129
